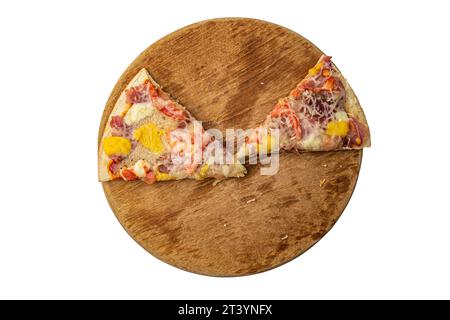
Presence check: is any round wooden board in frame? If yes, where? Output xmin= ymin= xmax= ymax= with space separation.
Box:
xmin=99 ymin=18 xmax=362 ymax=276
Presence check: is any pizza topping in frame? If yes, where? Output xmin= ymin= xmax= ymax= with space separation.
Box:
xmin=299 ymin=90 xmax=343 ymax=125
xmin=108 ymin=158 xmax=155 ymax=184
xmin=125 ymin=81 xmax=150 ymax=104
xmin=326 ymin=120 xmax=349 ymax=137
xmin=167 ymin=128 xmax=189 ymax=147
xmin=120 ymin=167 xmax=138 ymax=181
xmin=299 ymin=56 xmax=342 ymax=94
xmin=186 ymin=163 xmax=199 ymax=174
xmin=166 ymin=128 xmax=200 ymax=170
xmin=157 ymin=164 xmax=170 ymax=173
xmin=133 ymin=159 xmax=151 ymax=178
xmin=290 ymin=88 xmax=301 ymax=99
xmin=197 ymin=163 xmax=209 ymax=179
xmin=343 ymin=117 xmax=365 ymax=148
xmin=289 ymin=114 xmax=301 ymax=139
xmin=133 ymin=123 xmax=165 ymax=154
xmin=143 ymin=170 xmax=156 ymax=184
xmin=109 ymin=115 xmax=131 ymax=137
xmin=322 ymin=69 xmax=331 ymax=77
xmin=102 ymin=136 xmax=131 ymax=156
xmin=149 ymin=83 xmax=159 ymax=99
xmin=321 ymin=135 xmax=341 ymax=150
xmin=258 ymin=132 xmax=275 ymax=154
xmin=107 ymin=157 xmax=122 ymax=178
xmin=120 ymin=103 xmax=133 ymax=118
xmin=110 ymin=115 xmax=124 ymax=130
xmin=299 ymin=133 xmax=323 ymax=150
xmin=177 ymin=121 xmax=187 ymax=129
xmin=326 ymin=110 xmax=350 ymax=137
xmin=155 ymin=171 xmax=173 ymax=181
xmin=157 ymin=101 xmax=188 ymax=121
xmin=270 ymin=100 xmax=302 ymax=139
xmin=125 ymin=79 xmax=161 ymax=104
xmin=123 ymin=102 xmax=153 ymax=125
xmin=322 ymin=77 xmax=336 ymax=92
xmin=308 ymin=61 xmax=324 ymax=76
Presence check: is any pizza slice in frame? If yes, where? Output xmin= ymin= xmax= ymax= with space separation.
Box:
xmin=239 ymin=55 xmax=370 ymax=157
xmin=98 ymin=68 xmax=246 ymax=184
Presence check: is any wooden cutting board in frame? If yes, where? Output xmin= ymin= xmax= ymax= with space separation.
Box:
xmin=98 ymin=18 xmax=363 ymax=276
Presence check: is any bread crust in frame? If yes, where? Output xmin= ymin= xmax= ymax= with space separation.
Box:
xmin=334 ymin=67 xmax=371 ymax=148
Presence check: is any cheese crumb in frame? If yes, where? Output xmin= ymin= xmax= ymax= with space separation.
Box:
xmin=246 ymin=198 xmax=256 ymax=204
xmin=281 ymin=235 xmax=289 ymax=240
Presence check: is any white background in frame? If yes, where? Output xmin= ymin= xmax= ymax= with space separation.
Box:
xmin=0 ymin=0 xmax=449 ymax=299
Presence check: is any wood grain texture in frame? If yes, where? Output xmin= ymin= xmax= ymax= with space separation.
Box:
xmin=99 ymin=18 xmax=363 ymax=276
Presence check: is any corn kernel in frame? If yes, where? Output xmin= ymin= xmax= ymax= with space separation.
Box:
xmin=326 ymin=120 xmax=350 ymax=137
xmin=103 ymin=136 xmax=131 ymax=156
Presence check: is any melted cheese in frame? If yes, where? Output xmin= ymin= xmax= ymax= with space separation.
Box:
xmin=300 ymin=133 xmax=323 ymax=150
xmin=133 ymin=159 xmax=149 ymax=178
xmin=124 ymin=102 xmax=153 ymax=125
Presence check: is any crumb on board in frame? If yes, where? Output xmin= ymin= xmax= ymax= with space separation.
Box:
xmin=223 ymin=223 xmax=227 ymax=227
xmin=281 ymin=235 xmax=289 ymax=241
xmin=319 ymin=178 xmax=326 ymax=187
xmin=246 ymin=198 xmax=256 ymax=204
xmin=322 ymin=164 xmax=328 ymax=168
xmin=260 ymin=81 xmax=265 ymax=85
xmin=339 ymin=164 xmax=343 ymax=169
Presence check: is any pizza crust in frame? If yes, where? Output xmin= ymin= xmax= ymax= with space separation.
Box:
xmin=334 ymin=68 xmax=371 ymax=148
